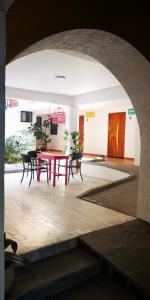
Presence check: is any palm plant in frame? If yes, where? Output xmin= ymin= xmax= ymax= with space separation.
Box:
xmin=4 ymin=232 xmax=30 ymax=295
xmin=4 ymin=232 xmax=29 ymax=266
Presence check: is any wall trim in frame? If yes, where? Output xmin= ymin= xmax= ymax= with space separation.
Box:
xmin=83 ymin=152 xmax=134 ymax=160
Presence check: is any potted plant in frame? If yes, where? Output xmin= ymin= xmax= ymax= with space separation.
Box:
xmin=4 ymin=233 xmax=30 ymax=296
xmin=28 ymin=119 xmax=51 ymax=151
xmin=70 ymin=131 xmax=82 ymax=154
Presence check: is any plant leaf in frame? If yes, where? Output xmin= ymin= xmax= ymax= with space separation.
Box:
xmin=4 ymin=238 xmax=18 ymax=253
xmin=5 ymin=252 xmax=30 ymax=265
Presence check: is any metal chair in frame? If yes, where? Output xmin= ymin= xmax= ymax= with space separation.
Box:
xmin=27 ymin=150 xmax=47 ymax=164
xmin=58 ymin=152 xmax=83 ymax=182
xmin=20 ymin=154 xmax=49 ymax=186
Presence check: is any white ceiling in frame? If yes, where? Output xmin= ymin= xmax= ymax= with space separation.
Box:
xmin=6 ymin=50 xmax=120 ymax=96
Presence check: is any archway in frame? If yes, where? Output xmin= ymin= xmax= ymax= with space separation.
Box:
xmin=12 ymin=29 xmax=150 ymax=222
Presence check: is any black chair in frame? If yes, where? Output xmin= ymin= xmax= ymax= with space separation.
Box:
xmin=20 ymin=154 xmax=49 ymax=186
xmin=58 ymin=151 xmax=83 ymax=182
xmin=27 ymin=150 xmax=37 ymax=158
xmin=27 ymin=150 xmax=47 ymax=164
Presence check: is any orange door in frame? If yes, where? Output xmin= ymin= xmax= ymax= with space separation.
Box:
xmin=79 ymin=115 xmax=84 ymax=151
xmin=108 ymin=112 xmax=126 ymax=158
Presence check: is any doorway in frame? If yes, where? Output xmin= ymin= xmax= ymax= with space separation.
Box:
xmin=108 ymin=112 xmax=126 ymax=158
xmin=79 ymin=115 xmax=84 ymax=151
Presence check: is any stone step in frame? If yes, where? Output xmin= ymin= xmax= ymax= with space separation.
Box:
xmin=25 ymin=237 xmax=77 ymax=262
xmin=9 ymin=247 xmax=102 ymax=300
xmin=79 ymin=220 xmax=150 ymax=299
xmin=49 ymin=275 xmax=140 ymax=300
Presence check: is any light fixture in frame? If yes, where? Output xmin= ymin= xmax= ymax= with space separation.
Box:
xmin=55 ymin=75 xmax=66 ymax=79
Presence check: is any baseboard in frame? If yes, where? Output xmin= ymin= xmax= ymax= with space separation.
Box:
xmin=83 ymin=153 xmax=102 ymax=157
xmin=124 ymin=157 xmax=134 ymax=160
xmin=106 ymin=155 xmax=134 ymax=160
xmin=49 ymin=149 xmax=63 ymax=152
xmin=83 ymin=153 xmax=134 ymax=160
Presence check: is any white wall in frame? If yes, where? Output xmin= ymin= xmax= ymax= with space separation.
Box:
xmin=39 ymin=114 xmax=66 ymax=152
xmin=5 ymin=107 xmax=36 ymax=152
xmin=39 ymin=106 xmax=78 ymax=152
xmin=79 ymin=103 xmax=140 ymax=162
xmin=5 ymin=107 xmax=36 ymax=138
xmin=134 ymin=121 xmax=141 ymax=165
xmin=50 ymin=123 xmax=65 ymax=151
xmin=6 ymin=87 xmax=73 ymax=106
xmin=74 ymin=85 xmax=128 ymax=105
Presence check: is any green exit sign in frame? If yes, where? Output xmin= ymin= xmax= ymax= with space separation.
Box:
xmin=128 ymin=108 xmax=136 ymax=115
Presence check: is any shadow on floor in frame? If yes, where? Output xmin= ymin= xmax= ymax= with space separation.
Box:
xmin=79 ymin=163 xmax=138 ymax=217
xmin=80 ymin=218 xmax=150 ymax=297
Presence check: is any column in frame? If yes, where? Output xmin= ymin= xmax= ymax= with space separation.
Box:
xmin=0 ymin=10 xmax=6 ymax=300
xmin=65 ymin=106 xmax=78 ymax=154
xmin=134 ymin=119 xmax=141 ymax=166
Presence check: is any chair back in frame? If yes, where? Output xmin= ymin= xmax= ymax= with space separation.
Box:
xmin=71 ymin=151 xmax=83 ymax=161
xmin=27 ymin=150 xmax=37 ymax=159
xmin=21 ymin=154 xmax=32 ymax=163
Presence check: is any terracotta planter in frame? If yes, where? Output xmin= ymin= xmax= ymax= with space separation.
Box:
xmin=5 ymin=263 xmax=15 ymax=296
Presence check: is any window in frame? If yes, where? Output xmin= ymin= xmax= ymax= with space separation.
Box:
xmin=21 ymin=111 xmax=33 ymax=122
xmin=50 ymin=123 xmax=58 ymax=135
xmin=36 ymin=116 xmax=42 ymax=126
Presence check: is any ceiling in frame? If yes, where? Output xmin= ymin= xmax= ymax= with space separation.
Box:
xmin=6 ymin=49 xmax=120 ymax=96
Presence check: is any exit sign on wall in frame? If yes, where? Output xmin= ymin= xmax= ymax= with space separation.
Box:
xmin=128 ymin=108 xmax=136 ymax=115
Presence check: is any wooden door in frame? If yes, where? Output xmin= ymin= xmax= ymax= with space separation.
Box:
xmin=108 ymin=112 xmax=126 ymax=158
xmin=79 ymin=115 xmax=84 ymax=151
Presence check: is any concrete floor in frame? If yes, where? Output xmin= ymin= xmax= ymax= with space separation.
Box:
xmin=51 ymin=276 xmax=140 ymax=300
xmin=80 ymin=162 xmax=138 ymax=217
xmin=5 ymin=172 xmax=133 ymax=254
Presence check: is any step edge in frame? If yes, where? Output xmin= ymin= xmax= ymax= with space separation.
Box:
xmin=13 ymin=262 xmax=102 ymax=300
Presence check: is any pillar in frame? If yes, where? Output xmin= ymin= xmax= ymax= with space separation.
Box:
xmin=134 ymin=120 xmax=141 ymax=166
xmin=0 ymin=10 xmax=6 ymax=300
xmin=65 ymin=106 xmax=78 ymax=153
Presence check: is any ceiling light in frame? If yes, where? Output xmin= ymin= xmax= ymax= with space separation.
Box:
xmin=55 ymin=75 xmax=66 ymax=79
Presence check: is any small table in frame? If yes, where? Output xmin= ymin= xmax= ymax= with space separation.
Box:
xmin=37 ymin=152 xmax=69 ymax=187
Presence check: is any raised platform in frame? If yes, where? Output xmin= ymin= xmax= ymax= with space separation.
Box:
xmin=7 ymin=221 xmax=149 ymax=299
xmin=79 ymin=218 xmax=150 ymax=298
xmin=82 ymin=160 xmax=130 ymax=181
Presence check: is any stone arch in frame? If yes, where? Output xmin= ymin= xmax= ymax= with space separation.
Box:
xmin=13 ymin=29 xmax=150 ymax=222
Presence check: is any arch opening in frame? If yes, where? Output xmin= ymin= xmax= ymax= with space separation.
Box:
xmin=7 ymin=28 xmax=150 ymax=221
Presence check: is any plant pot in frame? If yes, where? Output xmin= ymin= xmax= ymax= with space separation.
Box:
xmin=5 ymin=263 xmax=15 ymax=296
xmin=40 ymin=145 xmax=47 ymax=151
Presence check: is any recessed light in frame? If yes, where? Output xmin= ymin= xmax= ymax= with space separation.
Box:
xmin=55 ymin=75 xmax=66 ymax=79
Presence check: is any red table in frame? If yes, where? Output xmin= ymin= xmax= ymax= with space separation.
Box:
xmin=37 ymin=152 xmax=69 ymax=186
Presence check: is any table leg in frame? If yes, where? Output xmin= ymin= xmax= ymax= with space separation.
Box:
xmin=65 ymin=158 xmax=68 ymax=185
xmin=49 ymin=159 xmax=51 ymax=180
xmin=37 ymin=159 xmax=41 ymax=181
xmin=53 ymin=158 xmax=56 ymax=187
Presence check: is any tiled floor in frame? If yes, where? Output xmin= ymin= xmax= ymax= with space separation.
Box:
xmin=5 ymin=171 xmax=133 ymax=254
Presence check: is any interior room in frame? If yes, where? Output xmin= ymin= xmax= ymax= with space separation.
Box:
xmin=0 ymin=2 xmax=149 ymax=299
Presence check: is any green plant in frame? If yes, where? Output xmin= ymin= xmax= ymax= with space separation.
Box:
xmin=4 ymin=232 xmax=29 ymax=266
xmin=70 ymin=131 xmax=81 ymax=153
xmin=4 ymin=233 xmax=30 ymax=295
xmin=28 ymin=120 xmax=51 ymax=149
xmin=5 ymin=135 xmax=31 ymax=163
